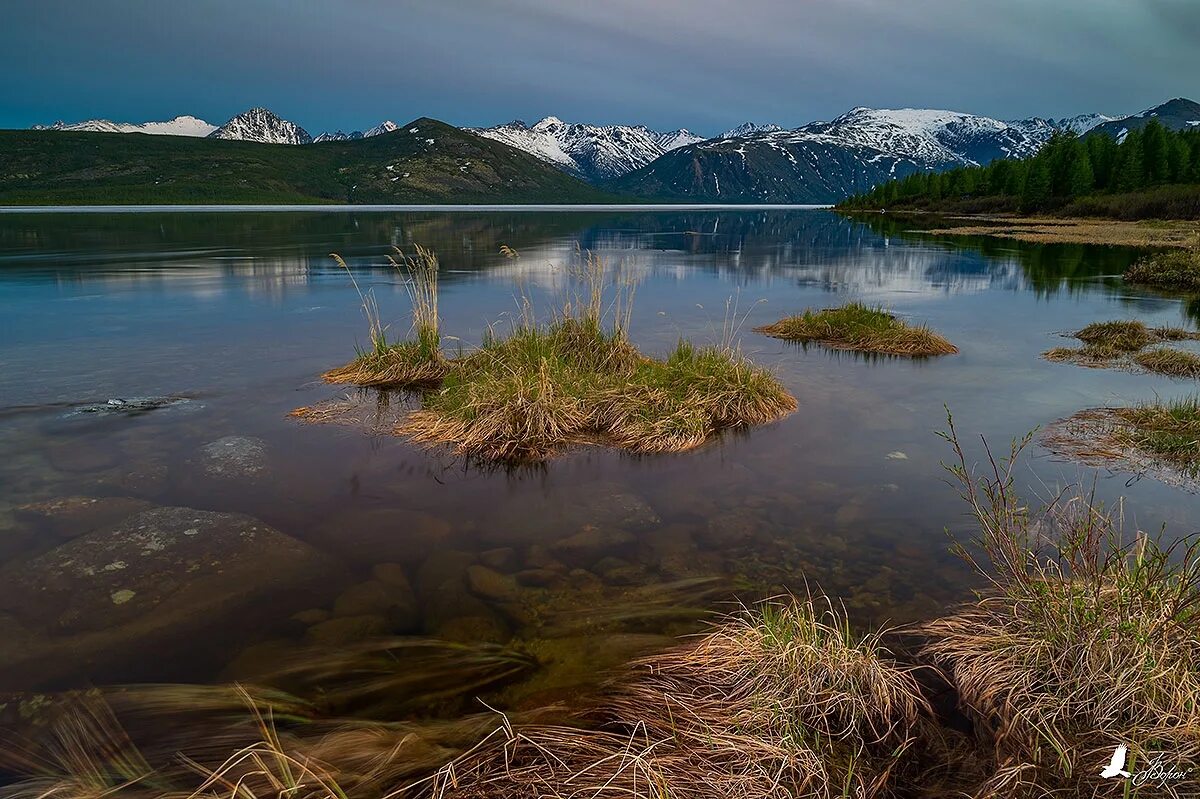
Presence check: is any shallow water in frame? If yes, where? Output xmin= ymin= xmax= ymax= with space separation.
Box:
xmin=0 ymin=208 xmax=1197 ymax=709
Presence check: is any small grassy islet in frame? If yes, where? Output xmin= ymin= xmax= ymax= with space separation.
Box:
xmin=754 ymin=302 xmax=958 ymax=357
xmin=302 ymin=247 xmax=797 ymax=461
xmin=1042 ymin=319 xmax=1200 ymax=377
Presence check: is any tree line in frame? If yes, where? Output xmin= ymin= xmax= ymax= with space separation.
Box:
xmin=840 ymin=120 xmax=1200 ymax=213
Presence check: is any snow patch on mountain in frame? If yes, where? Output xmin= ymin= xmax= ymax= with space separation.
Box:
xmin=32 ymin=115 xmax=216 ymax=137
xmin=470 ymin=117 xmax=704 ymax=181
xmin=207 ymin=108 xmax=311 ymax=145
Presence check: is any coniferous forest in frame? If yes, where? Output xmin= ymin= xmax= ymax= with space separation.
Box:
xmin=839 ymin=120 xmax=1200 ymax=219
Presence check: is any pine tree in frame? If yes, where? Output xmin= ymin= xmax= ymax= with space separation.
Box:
xmin=1142 ymin=120 xmax=1170 ymax=184
xmin=1021 ymin=157 xmax=1052 ymax=211
xmin=1068 ymin=147 xmax=1094 ymax=197
xmin=1115 ymin=131 xmax=1145 ymax=191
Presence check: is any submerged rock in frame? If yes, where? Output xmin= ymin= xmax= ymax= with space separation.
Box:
xmin=67 ymin=396 xmax=193 ymax=417
xmin=466 ymin=565 xmax=521 ymax=602
xmin=310 ymin=507 xmax=453 ymax=567
xmin=306 ymin=614 xmax=390 ymax=646
xmin=487 ymin=486 xmax=661 ymax=546
xmin=0 ymin=506 xmax=332 ymax=636
xmin=13 ymin=496 xmax=152 ymax=540
xmin=197 ymin=435 xmax=268 ymax=478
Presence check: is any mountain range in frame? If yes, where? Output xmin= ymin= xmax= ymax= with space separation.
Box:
xmin=15 ymin=98 xmax=1198 ymax=204
xmin=0 ymin=118 xmax=615 ymax=205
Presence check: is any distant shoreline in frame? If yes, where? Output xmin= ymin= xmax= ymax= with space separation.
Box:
xmin=845 ymin=210 xmax=1199 ymax=249
xmin=0 ymin=203 xmax=833 ymax=214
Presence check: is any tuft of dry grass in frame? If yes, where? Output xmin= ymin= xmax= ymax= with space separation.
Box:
xmin=419 ymin=596 xmax=930 ymax=799
xmin=755 ymin=303 xmax=958 ymax=357
xmin=399 ymin=320 xmax=795 ymax=461
xmin=920 ymin=412 xmax=1200 ymax=797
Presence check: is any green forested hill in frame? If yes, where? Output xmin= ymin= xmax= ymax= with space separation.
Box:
xmin=0 ymin=118 xmax=621 ymax=205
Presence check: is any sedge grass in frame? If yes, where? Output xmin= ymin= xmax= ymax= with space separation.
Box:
xmin=1113 ymin=395 xmax=1200 ymax=476
xmin=920 ymin=411 xmax=1200 ymax=797
xmin=754 ymin=302 xmax=957 ymax=357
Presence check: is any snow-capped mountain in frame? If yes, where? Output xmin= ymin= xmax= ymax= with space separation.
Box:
xmin=613 ymin=105 xmax=1120 ymax=203
xmin=1052 ymin=113 xmax=1117 ymax=135
xmin=314 ymin=120 xmax=399 ymax=142
xmin=470 ymin=117 xmax=704 ymax=181
xmin=31 ymin=115 xmax=216 ymax=137
xmin=1089 ymin=98 xmax=1200 ymax=142
xmin=207 ymin=108 xmax=312 ymax=145
xmin=722 ymin=122 xmax=784 ymax=138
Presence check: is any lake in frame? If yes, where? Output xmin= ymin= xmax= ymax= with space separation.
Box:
xmin=0 ymin=207 xmax=1195 ymax=711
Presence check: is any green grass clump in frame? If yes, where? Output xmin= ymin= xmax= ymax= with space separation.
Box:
xmin=1133 ymin=347 xmax=1200 ymax=378
xmin=401 ymin=318 xmax=795 ymax=461
xmin=923 ymin=416 xmax=1200 ymax=797
xmin=1115 ymin=395 xmax=1200 ymax=475
xmin=1074 ymin=319 xmax=1156 ymax=351
xmin=1125 ymin=248 xmax=1200 ymax=292
xmin=323 ymin=247 xmax=449 ymax=387
xmin=755 ymin=302 xmax=958 ymax=356
xmin=1043 ymin=319 xmax=1200 ymax=377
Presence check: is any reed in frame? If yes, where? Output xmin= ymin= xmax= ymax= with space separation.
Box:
xmin=755 ymin=302 xmax=958 ymax=357
xmin=323 ymin=247 xmax=448 ymax=388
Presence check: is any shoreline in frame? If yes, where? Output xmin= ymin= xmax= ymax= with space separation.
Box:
xmin=0 ymin=203 xmax=833 ymax=214
xmin=847 ymin=209 xmax=1200 ymax=248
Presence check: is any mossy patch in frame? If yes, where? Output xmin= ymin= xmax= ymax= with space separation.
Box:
xmin=755 ymin=302 xmax=958 ymax=356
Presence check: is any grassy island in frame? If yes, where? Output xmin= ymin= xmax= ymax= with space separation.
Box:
xmin=755 ymin=302 xmax=958 ymax=357
xmin=1043 ymin=319 xmax=1200 ymax=377
xmin=302 ymin=247 xmax=796 ymax=460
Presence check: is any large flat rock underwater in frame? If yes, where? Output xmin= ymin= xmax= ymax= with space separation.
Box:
xmin=0 ymin=505 xmax=341 ymax=687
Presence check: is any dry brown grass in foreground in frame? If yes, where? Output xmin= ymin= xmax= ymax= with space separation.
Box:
xmin=423 ymin=597 xmax=931 ymax=799
xmin=921 ymin=413 xmax=1200 ymax=797
xmin=755 ymin=302 xmax=957 ymax=357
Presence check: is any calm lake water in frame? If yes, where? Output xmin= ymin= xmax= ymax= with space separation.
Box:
xmin=1 ymin=208 xmax=1197 ymax=711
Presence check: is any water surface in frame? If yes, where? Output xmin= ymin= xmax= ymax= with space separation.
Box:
xmin=1 ymin=208 xmax=1196 ymax=708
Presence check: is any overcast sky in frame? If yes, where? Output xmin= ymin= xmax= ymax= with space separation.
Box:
xmin=3 ymin=0 xmax=1197 ymax=135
